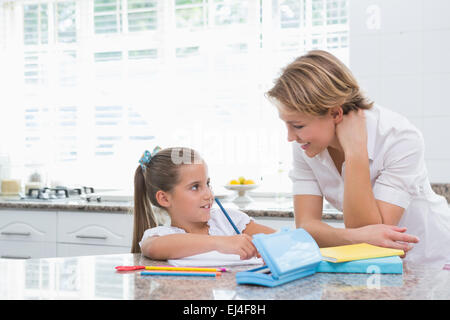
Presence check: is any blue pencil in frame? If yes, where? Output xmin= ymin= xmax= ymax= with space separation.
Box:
xmin=141 ymin=271 xmax=218 ymax=277
xmin=214 ymin=197 xmax=240 ymax=234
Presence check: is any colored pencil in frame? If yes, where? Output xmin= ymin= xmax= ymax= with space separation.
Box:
xmin=115 ymin=265 xmax=228 ymax=272
xmin=141 ymin=271 xmax=220 ymax=277
xmin=152 ymin=266 xmax=229 ymax=272
xmin=215 ymin=197 xmax=240 ymax=234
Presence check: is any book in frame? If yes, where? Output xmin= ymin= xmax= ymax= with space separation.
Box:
xmin=316 ymin=256 xmax=403 ymax=274
xmin=168 ymin=250 xmax=264 ymax=267
xmin=319 ymin=243 xmax=404 ymax=263
xmin=236 ymin=228 xmax=322 ymax=287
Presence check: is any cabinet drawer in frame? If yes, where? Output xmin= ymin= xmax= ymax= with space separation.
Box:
xmin=57 ymin=212 xmax=132 ymax=247
xmin=0 ymin=240 xmax=57 ymax=259
xmin=57 ymin=243 xmax=131 ymax=258
xmin=0 ymin=210 xmax=57 ymax=242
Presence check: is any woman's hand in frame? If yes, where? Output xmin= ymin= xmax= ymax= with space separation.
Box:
xmin=214 ymin=234 xmax=258 ymax=260
xmin=336 ymin=109 xmax=368 ymax=156
xmin=351 ymin=224 xmax=420 ymax=258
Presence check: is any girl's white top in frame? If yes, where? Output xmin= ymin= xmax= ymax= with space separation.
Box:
xmin=289 ymin=104 xmax=450 ymax=267
xmin=139 ymin=207 xmax=254 ymax=248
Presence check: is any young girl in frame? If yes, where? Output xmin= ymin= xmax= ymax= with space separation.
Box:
xmin=267 ymin=50 xmax=450 ymax=266
xmin=131 ymin=146 xmax=276 ymax=260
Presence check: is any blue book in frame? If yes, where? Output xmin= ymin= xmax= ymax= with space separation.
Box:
xmin=316 ymin=256 xmax=403 ymax=274
xmin=236 ymin=228 xmax=322 ymax=287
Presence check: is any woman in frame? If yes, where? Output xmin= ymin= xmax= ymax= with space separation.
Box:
xmin=266 ymin=50 xmax=450 ymax=266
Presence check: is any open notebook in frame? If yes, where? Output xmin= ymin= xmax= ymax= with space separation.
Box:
xmin=168 ymin=250 xmax=264 ymax=267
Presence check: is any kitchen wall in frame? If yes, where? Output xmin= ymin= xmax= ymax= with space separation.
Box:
xmin=0 ymin=1 xmax=22 ymax=160
xmin=349 ymin=0 xmax=450 ymax=183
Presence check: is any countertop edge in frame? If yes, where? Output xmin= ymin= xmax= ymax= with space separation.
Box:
xmin=0 ymin=202 xmax=344 ymax=220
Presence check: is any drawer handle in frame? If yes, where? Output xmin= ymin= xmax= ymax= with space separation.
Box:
xmin=1 ymin=231 xmax=31 ymax=237
xmin=1 ymin=255 xmax=31 ymax=259
xmin=76 ymin=235 xmax=107 ymax=240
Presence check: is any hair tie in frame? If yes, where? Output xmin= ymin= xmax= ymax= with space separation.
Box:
xmin=139 ymin=146 xmax=162 ymax=172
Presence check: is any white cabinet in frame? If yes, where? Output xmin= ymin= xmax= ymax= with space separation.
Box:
xmin=253 ymin=216 xmax=296 ymax=230
xmin=0 ymin=210 xmax=56 ymax=242
xmin=0 ymin=210 xmax=57 ymax=259
xmin=0 ymin=209 xmax=342 ymax=259
xmin=254 ymin=216 xmax=345 ymax=230
xmin=57 ymin=243 xmax=130 ymax=257
xmin=0 ymin=240 xmax=56 ymax=259
xmin=0 ymin=210 xmax=133 ymax=259
xmin=57 ymin=211 xmax=133 ymax=257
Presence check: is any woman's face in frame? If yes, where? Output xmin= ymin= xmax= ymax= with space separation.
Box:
xmin=276 ymin=102 xmax=338 ymax=157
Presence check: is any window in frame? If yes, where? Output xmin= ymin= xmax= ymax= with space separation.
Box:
xmin=0 ymin=0 xmax=348 ymax=192
xmin=56 ymin=1 xmax=76 ymax=43
xmin=93 ymin=0 xmax=123 ymax=34
xmin=127 ymin=0 xmax=157 ymax=32
xmin=24 ymin=51 xmax=47 ymax=85
xmin=93 ymin=0 xmax=157 ymax=34
xmin=175 ymin=0 xmax=207 ymax=29
xmin=23 ymin=3 xmax=49 ymax=45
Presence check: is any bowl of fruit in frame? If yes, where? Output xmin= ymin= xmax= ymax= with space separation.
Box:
xmin=224 ymin=177 xmax=258 ymax=203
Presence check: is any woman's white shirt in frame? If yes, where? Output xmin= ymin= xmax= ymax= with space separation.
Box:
xmin=139 ymin=207 xmax=254 ymax=249
xmin=289 ymin=104 xmax=450 ymax=266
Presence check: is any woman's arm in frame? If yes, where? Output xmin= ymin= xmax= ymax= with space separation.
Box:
xmin=294 ymin=195 xmax=419 ymax=251
xmin=141 ymin=233 xmax=258 ymax=260
xmin=294 ymin=194 xmax=355 ymax=247
xmin=342 ymin=153 xmax=405 ymax=227
xmin=337 ymin=109 xmax=405 ymax=228
xmin=343 ymin=149 xmax=383 ymax=228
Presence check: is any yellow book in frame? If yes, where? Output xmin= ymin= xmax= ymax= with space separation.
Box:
xmin=319 ymin=243 xmax=404 ymax=263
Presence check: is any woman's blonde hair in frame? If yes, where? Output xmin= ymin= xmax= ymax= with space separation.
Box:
xmin=266 ymin=50 xmax=373 ymax=116
xmin=131 ymin=147 xmax=202 ymax=253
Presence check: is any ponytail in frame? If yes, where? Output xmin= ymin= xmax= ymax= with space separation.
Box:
xmin=131 ymin=165 xmax=157 ymax=253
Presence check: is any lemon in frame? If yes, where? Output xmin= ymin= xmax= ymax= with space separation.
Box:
xmin=238 ymin=176 xmax=246 ymax=184
xmin=244 ymin=179 xmax=255 ymax=185
xmin=229 ymin=180 xmax=239 ymax=185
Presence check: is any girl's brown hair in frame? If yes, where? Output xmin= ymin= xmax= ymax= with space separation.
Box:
xmin=266 ymin=50 xmax=373 ymax=116
xmin=131 ymin=147 xmax=202 ymax=253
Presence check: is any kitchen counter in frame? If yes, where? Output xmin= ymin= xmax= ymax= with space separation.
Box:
xmin=1 ymin=253 xmax=449 ymax=300
xmin=0 ymin=196 xmax=344 ymax=220
xmin=0 ymin=183 xmax=449 ymax=221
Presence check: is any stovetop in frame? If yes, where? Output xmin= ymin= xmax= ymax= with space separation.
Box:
xmin=20 ymin=186 xmax=100 ymax=202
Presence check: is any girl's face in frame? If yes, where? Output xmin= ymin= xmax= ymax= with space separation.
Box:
xmin=276 ymin=102 xmax=339 ymax=157
xmin=165 ymin=161 xmax=214 ymax=227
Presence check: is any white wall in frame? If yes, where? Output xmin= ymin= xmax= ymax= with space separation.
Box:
xmin=349 ymin=0 xmax=450 ymax=183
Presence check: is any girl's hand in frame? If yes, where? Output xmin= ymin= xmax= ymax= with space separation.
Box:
xmin=336 ymin=109 xmax=368 ymax=156
xmin=351 ymin=224 xmax=420 ymax=257
xmin=214 ymin=234 xmax=258 ymax=260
